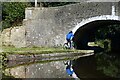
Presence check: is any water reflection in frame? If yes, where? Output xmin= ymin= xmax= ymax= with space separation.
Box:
xmin=95 ymin=52 xmax=120 ymax=78
xmin=5 ymin=61 xmax=72 ymax=78
xmin=4 ymin=51 xmax=120 ymax=79
xmin=3 ymin=52 xmax=92 ymax=79
xmin=64 ymin=60 xmax=78 ymax=78
xmin=73 ymin=51 xmax=120 ymax=79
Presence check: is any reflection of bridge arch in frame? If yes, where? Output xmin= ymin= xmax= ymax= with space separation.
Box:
xmin=72 ymin=15 xmax=120 ymax=49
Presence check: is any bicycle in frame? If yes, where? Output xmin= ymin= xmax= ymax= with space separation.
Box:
xmin=63 ymin=60 xmax=72 ymax=66
xmin=63 ymin=41 xmax=76 ymax=49
xmin=63 ymin=42 xmax=70 ymax=49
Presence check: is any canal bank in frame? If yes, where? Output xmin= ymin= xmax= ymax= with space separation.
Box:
xmin=1 ymin=47 xmax=94 ymax=79
xmin=2 ymin=51 xmax=120 ymax=79
xmin=1 ymin=46 xmax=120 ymax=79
xmin=1 ymin=46 xmax=94 ymax=61
xmin=1 ymin=46 xmax=94 ymax=69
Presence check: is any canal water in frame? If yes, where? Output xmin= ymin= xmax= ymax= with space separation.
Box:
xmin=3 ymin=51 xmax=120 ymax=79
xmin=73 ymin=52 xmax=120 ymax=79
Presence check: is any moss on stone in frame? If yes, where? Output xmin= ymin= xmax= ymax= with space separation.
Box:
xmin=1 ymin=46 xmax=94 ymax=55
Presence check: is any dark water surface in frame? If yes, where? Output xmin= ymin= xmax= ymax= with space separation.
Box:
xmin=73 ymin=51 xmax=120 ymax=80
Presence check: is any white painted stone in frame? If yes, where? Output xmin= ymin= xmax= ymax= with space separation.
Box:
xmin=112 ymin=5 xmax=115 ymax=16
xmin=72 ymin=15 xmax=119 ymax=34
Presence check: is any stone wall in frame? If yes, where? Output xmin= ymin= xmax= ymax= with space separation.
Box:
xmin=1 ymin=2 xmax=120 ymax=47
xmin=24 ymin=2 xmax=112 ymax=47
xmin=1 ymin=28 xmax=12 ymax=46
xmin=118 ymin=2 xmax=120 ymax=19
xmin=1 ymin=26 xmax=26 ymax=48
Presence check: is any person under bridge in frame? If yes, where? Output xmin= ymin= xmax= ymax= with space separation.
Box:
xmin=66 ymin=31 xmax=74 ymax=49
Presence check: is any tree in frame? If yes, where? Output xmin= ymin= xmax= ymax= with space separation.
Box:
xmin=95 ymin=24 xmax=120 ymax=51
xmin=2 ymin=2 xmax=31 ymax=29
xmin=2 ymin=2 xmax=76 ymax=30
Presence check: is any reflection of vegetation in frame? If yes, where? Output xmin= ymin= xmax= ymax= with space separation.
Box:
xmin=94 ymin=24 xmax=120 ymax=77
xmin=2 ymin=73 xmax=15 ymax=79
xmin=0 ymin=52 xmax=8 ymax=72
xmin=0 ymin=54 xmax=15 ymax=79
xmin=95 ymin=52 xmax=120 ymax=78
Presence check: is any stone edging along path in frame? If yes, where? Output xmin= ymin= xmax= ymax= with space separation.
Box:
xmin=2 ymin=50 xmax=94 ymax=68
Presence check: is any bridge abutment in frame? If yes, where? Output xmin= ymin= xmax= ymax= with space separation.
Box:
xmin=24 ymin=2 xmax=116 ymax=47
xmin=1 ymin=2 xmax=120 ymax=48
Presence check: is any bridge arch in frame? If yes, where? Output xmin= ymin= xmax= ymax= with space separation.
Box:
xmin=72 ymin=15 xmax=119 ymax=34
xmin=72 ymin=15 xmax=120 ymax=49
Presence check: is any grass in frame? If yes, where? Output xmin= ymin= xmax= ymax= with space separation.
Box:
xmin=95 ymin=39 xmax=111 ymax=52
xmin=0 ymin=46 xmax=92 ymax=55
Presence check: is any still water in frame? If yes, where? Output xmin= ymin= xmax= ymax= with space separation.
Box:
xmin=73 ymin=52 xmax=120 ymax=79
xmin=3 ymin=51 xmax=120 ymax=79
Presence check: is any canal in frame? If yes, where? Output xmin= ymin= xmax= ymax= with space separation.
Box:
xmin=73 ymin=51 xmax=120 ymax=79
xmin=2 ymin=51 xmax=120 ymax=80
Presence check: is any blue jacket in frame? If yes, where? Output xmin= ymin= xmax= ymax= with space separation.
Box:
xmin=66 ymin=68 xmax=73 ymax=75
xmin=66 ymin=65 xmax=74 ymax=75
xmin=66 ymin=32 xmax=74 ymax=40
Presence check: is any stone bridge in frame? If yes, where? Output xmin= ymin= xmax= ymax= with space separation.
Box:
xmin=23 ymin=2 xmax=120 ymax=49
xmin=1 ymin=2 xmax=120 ymax=49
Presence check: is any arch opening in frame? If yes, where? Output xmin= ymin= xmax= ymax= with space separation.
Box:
xmin=73 ymin=20 xmax=120 ymax=52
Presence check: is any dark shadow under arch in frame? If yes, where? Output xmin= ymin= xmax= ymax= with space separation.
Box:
xmin=73 ymin=20 xmax=120 ymax=51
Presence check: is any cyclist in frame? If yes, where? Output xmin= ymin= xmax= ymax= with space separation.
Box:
xmin=66 ymin=31 xmax=74 ymax=49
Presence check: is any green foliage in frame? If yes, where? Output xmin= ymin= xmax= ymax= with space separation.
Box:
xmin=2 ymin=2 xmax=31 ymax=29
xmin=40 ymin=2 xmax=77 ymax=7
xmin=95 ymin=24 xmax=120 ymax=51
xmin=96 ymin=52 xmax=120 ymax=78
xmin=95 ymin=39 xmax=111 ymax=52
xmin=2 ymin=46 xmax=83 ymax=55
xmin=2 ymin=2 xmax=76 ymax=30
xmin=30 ymin=2 xmax=77 ymax=7
xmin=95 ymin=24 xmax=120 ymax=40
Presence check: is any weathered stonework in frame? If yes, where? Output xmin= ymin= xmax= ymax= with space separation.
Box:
xmin=10 ymin=26 xmax=26 ymax=48
xmin=1 ymin=28 xmax=12 ymax=46
xmin=24 ymin=2 xmax=112 ymax=47
xmin=1 ymin=26 xmax=26 ymax=47
xmin=1 ymin=2 xmax=120 ymax=47
xmin=118 ymin=2 xmax=120 ymax=19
